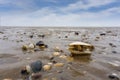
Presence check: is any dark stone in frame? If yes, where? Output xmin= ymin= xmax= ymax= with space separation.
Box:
xmin=65 ymin=36 xmax=68 ymax=38
xmin=36 ymin=41 xmax=44 ymax=46
xmin=109 ymin=43 xmax=116 ymax=47
xmin=45 ymin=45 xmax=48 ymax=48
xmin=38 ymin=34 xmax=45 ymax=38
xmin=112 ymin=51 xmax=117 ymax=54
xmin=100 ymin=33 xmax=106 ymax=36
xmin=108 ymin=73 xmax=120 ymax=80
xmin=57 ymin=70 xmax=63 ymax=73
xmin=34 ymin=49 xmax=40 ymax=52
xmin=20 ymin=40 xmax=23 ymax=42
xmin=75 ymin=32 xmax=79 ymax=35
xmin=0 ymin=31 xmax=4 ymax=34
xmin=51 ymin=60 xmax=57 ymax=64
xmin=30 ymin=60 xmax=42 ymax=73
xmin=21 ymin=69 xmax=29 ymax=75
xmin=29 ymin=35 xmax=33 ymax=38
xmin=58 ymin=36 xmax=61 ymax=38
xmin=49 ymin=57 xmax=54 ymax=60
xmin=60 ymin=50 xmax=64 ymax=53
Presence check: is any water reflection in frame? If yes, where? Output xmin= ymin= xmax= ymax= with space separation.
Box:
xmin=70 ymin=54 xmax=92 ymax=63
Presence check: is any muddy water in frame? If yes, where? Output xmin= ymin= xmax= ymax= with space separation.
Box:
xmin=0 ymin=27 xmax=120 ymax=80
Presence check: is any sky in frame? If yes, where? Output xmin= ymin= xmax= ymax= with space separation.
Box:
xmin=0 ymin=0 xmax=120 ymax=27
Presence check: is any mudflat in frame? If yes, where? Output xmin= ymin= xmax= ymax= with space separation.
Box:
xmin=0 ymin=27 xmax=120 ymax=80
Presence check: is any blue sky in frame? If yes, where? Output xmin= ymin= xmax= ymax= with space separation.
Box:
xmin=0 ymin=0 xmax=120 ymax=26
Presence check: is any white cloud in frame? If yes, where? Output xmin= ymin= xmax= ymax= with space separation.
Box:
xmin=1 ymin=6 xmax=120 ymax=26
xmin=0 ymin=0 xmax=120 ymax=26
xmin=0 ymin=0 xmax=37 ymax=11
xmin=43 ymin=0 xmax=58 ymax=3
xmin=61 ymin=0 xmax=117 ymax=12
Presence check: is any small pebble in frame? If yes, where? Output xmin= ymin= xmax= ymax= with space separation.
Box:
xmin=53 ymin=52 xmax=60 ymax=56
xmin=54 ymin=47 xmax=60 ymax=52
xmin=22 ymin=45 xmax=28 ymax=51
xmin=43 ymin=65 xmax=51 ymax=71
xmin=100 ymin=33 xmax=106 ymax=36
xmin=57 ymin=70 xmax=63 ymax=73
xmin=75 ymin=32 xmax=79 ymax=35
xmin=112 ymin=51 xmax=117 ymax=54
xmin=47 ymin=62 xmax=53 ymax=65
xmin=28 ymin=43 xmax=35 ymax=49
xmin=29 ymin=35 xmax=33 ymax=38
xmin=51 ymin=60 xmax=57 ymax=64
xmin=108 ymin=62 xmax=119 ymax=67
xmin=59 ymin=55 xmax=67 ymax=59
xmin=31 ymin=73 xmax=42 ymax=79
xmin=109 ymin=43 xmax=116 ymax=47
xmin=108 ymin=73 xmax=120 ymax=80
xmin=54 ymin=63 xmax=64 ymax=67
xmin=49 ymin=56 xmax=54 ymax=60
xmin=65 ymin=36 xmax=68 ymax=38
xmin=26 ymin=58 xmax=31 ymax=60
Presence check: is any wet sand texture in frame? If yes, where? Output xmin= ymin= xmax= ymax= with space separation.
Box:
xmin=0 ymin=27 xmax=120 ymax=80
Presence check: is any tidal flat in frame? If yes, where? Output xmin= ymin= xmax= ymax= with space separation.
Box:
xmin=0 ymin=27 xmax=120 ymax=80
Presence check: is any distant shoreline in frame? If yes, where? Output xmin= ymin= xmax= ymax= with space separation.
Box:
xmin=0 ymin=26 xmax=120 ymax=28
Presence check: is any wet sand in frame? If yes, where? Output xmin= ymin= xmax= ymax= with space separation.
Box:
xmin=0 ymin=27 xmax=120 ymax=80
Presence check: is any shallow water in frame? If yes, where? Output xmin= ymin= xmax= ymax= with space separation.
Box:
xmin=0 ymin=27 xmax=120 ymax=80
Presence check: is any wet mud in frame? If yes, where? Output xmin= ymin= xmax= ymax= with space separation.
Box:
xmin=0 ymin=27 xmax=120 ymax=80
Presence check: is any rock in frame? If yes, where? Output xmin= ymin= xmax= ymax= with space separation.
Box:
xmin=75 ymin=32 xmax=79 ymax=35
xmin=100 ymin=33 xmax=106 ymax=36
xmin=57 ymin=70 xmax=63 ymax=73
xmin=36 ymin=41 xmax=48 ymax=49
xmin=29 ymin=35 xmax=33 ymax=38
xmin=34 ymin=48 xmax=40 ymax=52
xmin=65 ymin=36 xmax=68 ymax=38
xmin=0 ymin=31 xmax=4 ymax=34
xmin=108 ymin=62 xmax=119 ymax=67
xmin=26 ymin=57 xmax=31 ymax=60
xmin=94 ymin=39 xmax=98 ymax=41
xmin=112 ymin=51 xmax=117 ymax=54
xmin=59 ymin=55 xmax=67 ymax=59
xmin=96 ymin=36 xmax=100 ymax=39
xmin=43 ymin=65 xmax=51 ymax=71
xmin=51 ymin=60 xmax=57 ymax=64
xmin=38 ymin=34 xmax=45 ymax=38
xmin=22 ymin=45 xmax=28 ymax=51
xmin=30 ymin=60 xmax=42 ymax=73
xmin=109 ymin=43 xmax=116 ymax=47
xmin=21 ymin=67 xmax=30 ymax=75
xmin=28 ymin=43 xmax=35 ymax=49
xmin=47 ymin=62 xmax=53 ymax=65
xmin=31 ymin=73 xmax=42 ymax=79
xmin=49 ymin=56 xmax=54 ymax=60
xmin=20 ymin=40 xmax=23 ymax=42
xmin=54 ymin=63 xmax=64 ymax=67
xmin=36 ymin=41 xmax=44 ymax=46
xmin=108 ymin=73 xmax=120 ymax=80
xmin=21 ymin=60 xmax=43 ymax=75
xmin=106 ymin=31 xmax=112 ymax=33
xmin=54 ymin=46 xmax=60 ymax=52
xmin=53 ymin=52 xmax=60 ymax=56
